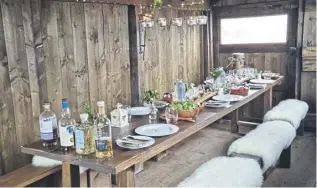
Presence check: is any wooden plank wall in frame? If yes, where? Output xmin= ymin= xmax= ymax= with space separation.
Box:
xmin=301 ymin=0 xmax=316 ymax=114
xmin=138 ymin=9 xmax=204 ymax=100
xmin=0 ymin=0 xmax=205 ymax=173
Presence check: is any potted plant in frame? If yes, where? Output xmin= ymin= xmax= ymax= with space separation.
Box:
xmin=142 ymin=89 xmax=160 ymax=107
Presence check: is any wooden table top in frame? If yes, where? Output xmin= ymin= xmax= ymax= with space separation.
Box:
xmin=21 ymin=77 xmax=283 ymax=174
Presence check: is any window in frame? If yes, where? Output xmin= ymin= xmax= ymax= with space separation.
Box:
xmin=220 ymin=15 xmax=288 ymax=45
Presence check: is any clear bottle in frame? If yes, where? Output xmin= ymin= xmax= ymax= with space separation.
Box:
xmin=39 ymin=103 xmax=58 ymax=147
xmin=75 ymin=113 xmax=96 ymax=155
xmin=58 ymin=99 xmax=76 ymax=152
xmin=149 ymin=100 xmax=158 ymax=122
xmin=94 ymin=101 xmax=113 ymax=158
xmin=175 ymin=79 xmax=185 ymax=101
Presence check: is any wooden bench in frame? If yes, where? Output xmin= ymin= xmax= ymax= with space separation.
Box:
xmin=0 ymin=164 xmax=61 ymax=187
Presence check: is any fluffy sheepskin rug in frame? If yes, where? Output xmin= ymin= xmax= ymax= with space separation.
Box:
xmin=32 ymin=156 xmax=88 ymax=174
xmin=177 ymin=156 xmax=263 ymax=187
xmin=263 ymin=99 xmax=308 ymax=129
xmin=228 ymin=121 xmax=296 ymax=172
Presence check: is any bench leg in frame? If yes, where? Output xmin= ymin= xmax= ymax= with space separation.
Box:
xmin=116 ymin=167 xmax=135 ymax=187
xmin=62 ymin=161 xmax=80 ymax=187
xmin=278 ymin=146 xmax=291 ymax=168
xmin=263 ymin=88 xmax=272 ymax=114
xmin=230 ymin=109 xmax=239 ymax=133
xmin=296 ymin=122 xmax=304 ymax=136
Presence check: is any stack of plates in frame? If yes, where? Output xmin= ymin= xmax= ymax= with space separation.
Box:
xmin=248 ymin=83 xmax=266 ymax=89
xmin=204 ymin=100 xmax=230 ymax=108
xmin=116 ymin=135 xmax=155 ymax=150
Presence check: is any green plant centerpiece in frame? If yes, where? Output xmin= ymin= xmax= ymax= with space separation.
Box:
xmin=142 ymin=89 xmax=160 ymax=106
xmin=170 ymin=99 xmax=201 ymax=118
xmin=209 ymin=68 xmax=223 ymax=80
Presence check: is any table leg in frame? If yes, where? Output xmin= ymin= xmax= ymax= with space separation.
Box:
xmin=230 ymin=109 xmax=239 ymax=133
xmin=263 ymin=88 xmax=273 ymax=114
xmin=116 ymin=168 xmax=135 ymax=187
xmin=62 ymin=161 xmax=80 ymax=187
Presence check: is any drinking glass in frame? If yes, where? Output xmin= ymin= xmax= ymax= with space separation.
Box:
xmin=121 ymin=105 xmax=131 ymax=122
xmin=165 ymin=107 xmax=178 ymax=125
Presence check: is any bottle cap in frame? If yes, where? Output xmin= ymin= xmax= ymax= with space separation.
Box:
xmin=62 ymin=99 xmax=69 ymax=109
xmin=80 ymin=113 xmax=89 ymax=122
xmin=97 ymin=101 xmax=105 ymax=107
xmin=43 ymin=103 xmax=50 ymax=110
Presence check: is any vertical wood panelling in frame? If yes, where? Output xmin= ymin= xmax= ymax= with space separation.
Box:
xmin=2 ymin=0 xmax=34 ymax=167
xmin=138 ymin=9 xmax=203 ymax=101
xmin=0 ymin=2 xmax=19 ymax=174
xmin=42 ymin=1 xmax=62 ymax=118
xmin=71 ymin=2 xmax=89 ymax=117
xmin=22 ymin=0 xmax=41 ymax=136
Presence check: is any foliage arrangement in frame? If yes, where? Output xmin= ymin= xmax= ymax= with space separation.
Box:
xmin=209 ymin=68 xmax=222 ymax=79
xmin=142 ymin=89 xmax=160 ymax=104
xmin=151 ymin=0 xmax=163 ymax=14
xmin=185 ymin=83 xmax=194 ymax=92
xmin=170 ymin=99 xmax=199 ymax=111
xmin=84 ymin=104 xmax=94 ymax=123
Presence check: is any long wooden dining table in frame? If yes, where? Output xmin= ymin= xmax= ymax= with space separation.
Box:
xmin=21 ymin=76 xmax=283 ymax=187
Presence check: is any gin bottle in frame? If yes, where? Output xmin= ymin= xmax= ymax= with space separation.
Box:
xmin=94 ymin=101 xmax=113 ymax=158
xmin=175 ymin=79 xmax=185 ymax=101
xmin=58 ymin=99 xmax=76 ymax=152
xmin=75 ymin=113 xmax=95 ymax=155
xmin=39 ymin=103 xmax=58 ymax=147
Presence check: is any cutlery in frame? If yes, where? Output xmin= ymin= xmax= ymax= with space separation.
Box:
xmin=126 ymin=135 xmax=151 ymax=141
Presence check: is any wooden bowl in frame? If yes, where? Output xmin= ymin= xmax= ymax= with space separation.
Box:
xmin=178 ymin=109 xmax=198 ymax=118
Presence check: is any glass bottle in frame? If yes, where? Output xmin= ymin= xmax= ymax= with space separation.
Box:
xmin=75 ymin=113 xmax=96 ymax=155
xmin=58 ymin=99 xmax=76 ymax=152
xmin=39 ymin=103 xmax=58 ymax=147
xmin=94 ymin=101 xmax=113 ymax=159
xmin=149 ymin=100 xmax=158 ymax=122
xmin=175 ymin=79 xmax=185 ymax=101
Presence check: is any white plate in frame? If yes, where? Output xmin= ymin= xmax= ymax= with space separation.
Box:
xmin=130 ymin=107 xmax=150 ymax=116
xmin=213 ymin=94 xmax=245 ymax=102
xmin=116 ymin=136 xmax=155 ymax=150
xmin=250 ymin=79 xmax=275 ymax=84
xmin=135 ymin=124 xmax=179 ymax=137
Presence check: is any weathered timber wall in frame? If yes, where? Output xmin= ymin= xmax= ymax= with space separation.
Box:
xmin=0 ymin=0 xmax=205 ymax=173
xmin=301 ymin=0 xmax=316 ymax=113
xmin=138 ymin=9 xmax=204 ymax=99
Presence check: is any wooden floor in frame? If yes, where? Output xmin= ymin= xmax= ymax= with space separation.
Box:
xmin=94 ymin=122 xmax=316 ymax=187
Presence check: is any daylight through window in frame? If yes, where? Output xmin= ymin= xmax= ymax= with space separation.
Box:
xmin=220 ymin=15 xmax=288 ymax=45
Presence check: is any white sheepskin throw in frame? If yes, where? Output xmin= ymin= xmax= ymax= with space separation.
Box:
xmin=228 ymin=121 xmax=296 ymax=172
xmin=32 ymin=156 xmax=88 ymax=174
xmin=263 ymin=99 xmax=308 ymax=129
xmin=177 ymin=156 xmax=263 ymax=187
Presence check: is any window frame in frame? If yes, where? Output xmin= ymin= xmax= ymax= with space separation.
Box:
xmin=212 ymin=2 xmax=298 ymax=53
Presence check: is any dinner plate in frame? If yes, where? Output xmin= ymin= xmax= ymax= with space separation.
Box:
xmin=116 ymin=136 xmax=155 ymax=150
xmin=250 ymin=79 xmax=275 ymax=84
xmin=135 ymin=124 xmax=179 ymax=137
xmin=213 ymin=94 xmax=245 ymax=102
xmin=130 ymin=107 xmax=150 ymax=116
xmin=204 ymin=100 xmax=230 ymax=108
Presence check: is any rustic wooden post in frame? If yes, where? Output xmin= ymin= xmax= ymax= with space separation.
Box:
xmin=116 ymin=168 xmax=135 ymax=187
xmin=212 ymin=12 xmax=220 ymax=68
xmin=128 ymin=5 xmax=140 ymax=106
xmin=295 ymin=0 xmax=305 ymax=99
xmin=230 ymin=109 xmax=239 ymax=133
xmin=263 ymin=88 xmax=273 ymax=114
xmin=62 ymin=162 xmax=80 ymax=187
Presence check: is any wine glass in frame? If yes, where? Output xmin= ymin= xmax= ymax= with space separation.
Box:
xmin=165 ymin=107 xmax=178 ymax=125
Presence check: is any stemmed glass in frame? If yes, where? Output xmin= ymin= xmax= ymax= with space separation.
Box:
xmin=165 ymin=107 xmax=178 ymax=125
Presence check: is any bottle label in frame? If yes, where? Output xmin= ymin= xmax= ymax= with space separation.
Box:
xmin=59 ymin=125 xmax=74 ymax=147
xmin=40 ymin=119 xmax=53 ymax=140
xmin=75 ymin=129 xmax=85 ymax=149
xmin=95 ymin=137 xmax=111 ymax=151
